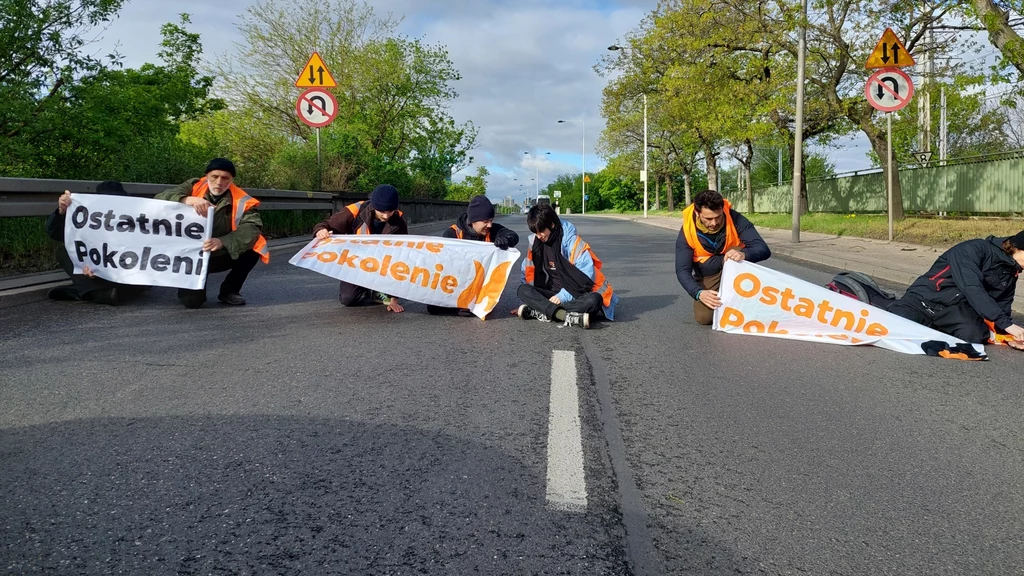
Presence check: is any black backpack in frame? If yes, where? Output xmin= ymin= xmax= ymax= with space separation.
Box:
xmin=826 ymin=271 xmax=896 ymax=308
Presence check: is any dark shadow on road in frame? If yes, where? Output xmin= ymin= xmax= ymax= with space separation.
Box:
xmin=0 ymin=415 xmax=629 ymax=575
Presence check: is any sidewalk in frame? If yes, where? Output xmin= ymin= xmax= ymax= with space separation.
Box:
xmin=600 ymin=214 xmax=1024 ymax=315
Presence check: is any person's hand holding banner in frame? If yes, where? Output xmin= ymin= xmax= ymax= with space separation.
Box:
xmin=289 ymin=235 xmax=521 ymax=319
xmin=64 ymin=194 xmax=215 ymax=290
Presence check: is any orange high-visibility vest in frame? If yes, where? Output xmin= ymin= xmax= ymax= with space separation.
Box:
xmin=449 ymin=224 xmax=491 ymax=242
xmin=347 ymin=201 xmax=404 ymax=235
xmin=191 ymin=179 xmax=269 ymax=263
xmin=524 ymin=236 xmax=616 ymax=308
xmin=681 ymin=199 xmax=742 ymax=263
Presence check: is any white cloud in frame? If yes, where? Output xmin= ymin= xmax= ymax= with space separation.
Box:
xmin=88 ymin=0 xmax=649 ymax=202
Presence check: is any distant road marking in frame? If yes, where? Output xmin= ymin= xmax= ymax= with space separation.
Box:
xmin=546 ymin=350 xmax=587 ymax=511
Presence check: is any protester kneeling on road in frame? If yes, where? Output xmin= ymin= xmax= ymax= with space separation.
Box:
xmin=887 ymin=231 xmax=1024 ymax=349
xmin=46 ymin=181 xmax=147 ymax=306
xmin=517 ymin=204 xmax=618 ymax=328
xmin=156 ymin=158 xmax=270 ymax=308
xmin=312 ymin=184 xmax=409 ymax=313
xmin=428 ymin=195 xmax=520 ymax=317
xmin=675 ymin=189 xmax=771 ymax=325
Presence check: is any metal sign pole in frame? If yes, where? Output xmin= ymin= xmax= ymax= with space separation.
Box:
xmin=887 ymin=112 xmax=893 ymax=242
xmin=316 ymin=127 xmax=322 ymax=192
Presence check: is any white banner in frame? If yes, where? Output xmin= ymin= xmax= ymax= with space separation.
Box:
xmin=713 ymin=260 xmax=984 ymax=356
xmin=289 ymin=235 xmax=520 ymax=319
xmin=64 ymin=194 xmax=214 ymax=290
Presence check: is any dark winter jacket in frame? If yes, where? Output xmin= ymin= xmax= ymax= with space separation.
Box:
xmin=313 ymin=201 xmax=408 ymax=236
xmin=675 ymin=209 xmax=771 ymax=298
xmin=441 ymin=213 xmax=519 ymax=248
xmin=904 ymin=235 xmax=1021 ymax=330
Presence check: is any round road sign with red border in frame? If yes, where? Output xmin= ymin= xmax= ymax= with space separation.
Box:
xmin=864 ymin=67 xmax=914 ymax=113
xmin=296 ymin=88 xmax=338 ymax=128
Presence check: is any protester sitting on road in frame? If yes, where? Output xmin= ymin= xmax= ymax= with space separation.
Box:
xmin=313 ymin=184 xmax=409 ymax=313
xmin=517 ymin=204 xmax=618 ymax=328
xmin=675 ymin=189 xmax=771 ymax=325
xmin=428 ymin=195 xmax=520 ymax=316
xmin=46 ymin=181 xmax=146 ymax=306
xmin=887 ymin=231 xmax=1024 ymax=348
xmin=156 ymin=158 xmax=270 ymax=308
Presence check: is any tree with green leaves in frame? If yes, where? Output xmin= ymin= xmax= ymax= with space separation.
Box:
xmin=210 ymin=0 xmax=476 ymax=195
xmin=446 ymin=166 xmax=489 ymax=201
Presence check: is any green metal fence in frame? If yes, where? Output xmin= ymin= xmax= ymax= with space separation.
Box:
xmin=723 ymin=153 xmax=1024 ymax=214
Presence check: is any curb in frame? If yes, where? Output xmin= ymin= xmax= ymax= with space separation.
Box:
xmin=0 ymin=221 xmax=454 ymax=310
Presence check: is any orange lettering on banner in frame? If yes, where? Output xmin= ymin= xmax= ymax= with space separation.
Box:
xmin=300 ymin=247 xmax=468 ymax=296
xmin=730 ymin=271 xmax=891 ymax=337
xmin=457 ymin=260 xmax=513 ymax=311
xmin=317 ymin=237 xmax=447 ymax=254
xmin=719 ymin=307 xmax=790 ymax=335
xmin=391 ymin=262 xmax=410 ymax=282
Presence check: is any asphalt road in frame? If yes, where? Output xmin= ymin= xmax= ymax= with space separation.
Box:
xmin=2 ymin=215 xmax=1023 ymax=575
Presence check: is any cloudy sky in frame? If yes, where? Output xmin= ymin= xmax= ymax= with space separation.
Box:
xmin=92 ymin=0 xmax=873 ymax=202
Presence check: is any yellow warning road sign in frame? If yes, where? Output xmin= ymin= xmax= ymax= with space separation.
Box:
xmin=583 ymin=174 xmax=591 ymax=183
xmin=295 ymin=52 xmax=337 ymax=88
xmin=865 ymin=28 xmax=915 ymax=69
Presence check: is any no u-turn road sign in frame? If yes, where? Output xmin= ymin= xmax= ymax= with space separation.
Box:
xmin=864 ymin=67 xmax=914 ymax=113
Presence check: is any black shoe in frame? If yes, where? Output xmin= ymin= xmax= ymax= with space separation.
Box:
xmin=218 ymin=293 xmax=246 ymax=306
xmin=48 ymin=285 xmax=80 ymax=301
xmin=85 ymin=288 xmax=119 ymax=306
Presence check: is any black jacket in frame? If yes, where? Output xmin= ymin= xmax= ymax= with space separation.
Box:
xmin=904 ymin=235 xmax=1021 ymax=330
xmin=442 ymin=213 xmax=519 ymax=247
xmin=45 ymin=209 xmax=65 ymax=242
xmin=313 ymin=201 xmax=408 ymax=236
xmin=675 ymin=209 xmax=771 ymax=298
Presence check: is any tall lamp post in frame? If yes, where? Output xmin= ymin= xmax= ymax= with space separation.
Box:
xmin=557 ymin=118 xmax=587 ymax=214
xmin=524 ymin=151 xmax=550 ymax=201
xmin=608 ymin=45 xmax=648 ymax=218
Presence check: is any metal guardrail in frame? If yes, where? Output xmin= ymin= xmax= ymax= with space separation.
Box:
xmin=0 ymin=178 xmax=336 ymax=218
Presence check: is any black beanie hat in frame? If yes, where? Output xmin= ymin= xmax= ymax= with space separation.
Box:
xmin=204 ymin=157 xmax=236 ymax=177
xmin=467 ymin=195 xmax=495 ymax=223
xmin=1010 ymin=230 xmax=1024 ymax=250
xmin=96 ymin=180 xmax=128 ymax=196
xmin=370 ymin=184 xmax=400 ymax=212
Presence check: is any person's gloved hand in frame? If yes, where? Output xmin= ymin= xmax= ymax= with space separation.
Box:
xmin=921 ymin=340 xmax=988 ymax=361
xmin=493 ymin=236 xmax=510 ymax=250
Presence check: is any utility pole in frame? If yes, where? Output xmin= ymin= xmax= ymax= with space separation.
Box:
xmin=917 ymin=28 xmax=933 ymax=161
xmin=791 ymin=0 xmax=808 ymax=242
xmin=643 ymin=94 xmax=648 ymax=218
xmin=939 ymin=86 xmax=947 ymax=166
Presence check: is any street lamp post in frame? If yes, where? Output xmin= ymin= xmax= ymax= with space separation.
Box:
xmin=557 ymin=118 xmax=587 ymax=214
xmin=608 ymin=44 xmax=649 ymax=218
xmin=524 ymin=151 xmax=550 ymax=201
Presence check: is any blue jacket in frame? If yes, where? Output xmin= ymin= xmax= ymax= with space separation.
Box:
xmin=521 ymin=220 xmax=619 ymax=320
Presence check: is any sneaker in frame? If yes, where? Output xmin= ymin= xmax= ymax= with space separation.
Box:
xmin=86 ymin=287 xmax=119 ymax=306
xmin=218 ymin=293 xmax=247 ymax=306
xmin=562 ymin=311 xmax=590 ymax=329
xmin=517 ymin=304 xmax=551 ymax=322
xmin=371 ymin=291 xmax=391 ymax=305
xmin=47 ymin=285 xmax=80 ymax=301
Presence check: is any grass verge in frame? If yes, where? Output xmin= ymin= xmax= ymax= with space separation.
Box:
xmin=603 ymin=210 xmax=1023 ymax=248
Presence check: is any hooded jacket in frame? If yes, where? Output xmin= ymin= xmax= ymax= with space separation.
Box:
xmin=313 ymin=201 xmax=408 ymax=236
xmin=520 ymin=220 xmax=619 ymax=320
xmin=903 ymin=235 xmax=1021 ymax=331
xmin=442 ymin=213 xmax=519 ymax=247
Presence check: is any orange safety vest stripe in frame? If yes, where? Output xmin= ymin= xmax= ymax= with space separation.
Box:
xmin=348 ymin=201 xmax=403 ymax=235
xmin=681 ymin=199 xmax=743 ymax=263
xmin=450 ymin=224 xmax=491 ymax=242
xmin=191 ymin=178 xmax=269 ymax=264
xmin=525 ymin=236 xmax=615 ymax=308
